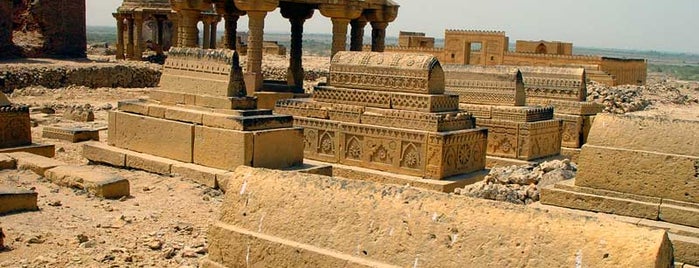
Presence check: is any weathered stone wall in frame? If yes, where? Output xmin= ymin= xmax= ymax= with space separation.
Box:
xmin=204 ymin=166 xmax=673 ymax=267
xmin=0 ymin=64 xmax=161 ymax=93
xmin=11 ymin=0 xmax=86 ymax=58
xmin=515 ymin=40 xmax=573 ymax=55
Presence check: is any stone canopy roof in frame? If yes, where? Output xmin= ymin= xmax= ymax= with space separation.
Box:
xmin=118 ymin=0 xmax=172 ymax=12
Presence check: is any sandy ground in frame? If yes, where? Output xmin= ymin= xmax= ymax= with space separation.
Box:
xmin=0 ymin=56 xmax=697 ymax=267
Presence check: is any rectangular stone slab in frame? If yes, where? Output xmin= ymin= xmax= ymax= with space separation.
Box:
xmin=203 ymin=166 xmax=673 ymax=268
xmin=8 ymin=152 xmax=65 ymax=176
xmin=44 ymin=165 xmax=130 ymax=199
xmin=576 ymin=144 xmax=699 ymax=203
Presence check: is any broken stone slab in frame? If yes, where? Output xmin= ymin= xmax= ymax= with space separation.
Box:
xmin=43 ymin=165 xmax=129 ymax=199
xmin=0 ymin=185 xmax=38 ymax=214
xmin=42 ymin=125 xmax=100 ymax=143
xmin=7 ymin=152 xmax=65 ymax=176
xmin=62 ymin=106 xmax=95 ymax=122
xmin=203 ymin=166 xmax=673 ymax=267
xmin=0 ymin=154 xmax=16 ymax=170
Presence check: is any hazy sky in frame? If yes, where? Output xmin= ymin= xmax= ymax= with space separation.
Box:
xmin=87 ymin=0 xmax=699 ymax=54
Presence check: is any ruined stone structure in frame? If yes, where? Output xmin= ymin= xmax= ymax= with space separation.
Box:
xmin=276 ymin=51 xmax=489 ymax=190
xmin=381 ymin=30 xmax=647 ymax=86
xmin=0 ymin=93 xmax=54 ymax=157
xmin=541 ymin=114 xmax=699 ymax=265
xmin=262 ymin=41 xmax=287 ymax=56
xmin=398 ymin=31 xmax=434 ymax=48
xmin=515 ymin=40 xmax=573 ymax=55
xmin=520 ymin=66 xmax=603 ymax=152
xmin=444 ymin=65 xmax=562 ymax=164
xmin=202 ymin=166 xmax=673 ymax=267
xmin=3 ymin=0 xmax=86 ymax=58
xmin=84 ymin=48 xmax=306 ymax=188
xmin=113 ymin=0 xmax=179 ymax=60
xmin=168 ymin=0 xmax=398 ymax=95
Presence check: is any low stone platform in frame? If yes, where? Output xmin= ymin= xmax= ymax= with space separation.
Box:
xmin=0 ymin=184 xmax=38 ymax=214
xmin=533 ymin=201 xmax=699 ymax=265
xmin=305 ymin=159 xmax=487 ymax=193
xmin=44 ymin=165 xmax=130 ymax=199
xmin=42 ymin=125 xmax=100 ymax=143
xmin=2 ymin=152 xmax=130 ymax=199
xmin=83 ymin=141 xmax=330 ymax=191
xmin=202 ymin=166 xmax=673 ymax=267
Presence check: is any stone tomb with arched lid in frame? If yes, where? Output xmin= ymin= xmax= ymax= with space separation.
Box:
xmin=276 ymin=51 xmax=489 ymax=192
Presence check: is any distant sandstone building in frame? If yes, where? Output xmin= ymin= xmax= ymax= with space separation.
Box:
xmin=380 ymin=30 xmax=647 ymax=86
xmin=0 ymin=0 xmax=86 ymax=58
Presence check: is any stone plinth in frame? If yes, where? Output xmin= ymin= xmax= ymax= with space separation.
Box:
xmin=541 ymin=114 xmax=699 ymax=229
xmin=85 ymin=48 xmax=305 ymax=184
xmin=521 ymin=67 xmax=603 ymax=150
xmin=445 ymin=66 xmax=562 ymax=164
xmin=0 ymin=93 xmax=55 ymax=157
xmin=202 ymin=166 xmax=673 ymax=268
xmin=277 ymin=52 xmax=487 ymax=181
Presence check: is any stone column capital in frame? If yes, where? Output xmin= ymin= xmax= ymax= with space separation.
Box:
xmin=170 ymin=0 xmax=211 ymax=12
xmin=365 ymin=5 xmax=399 ymax=23
xmin=280 ymin=2 xmax=314 ymax=21
xmin=319 ymin=3 xmax=363 ymax=20
xmin=233 ymin=0 xmax=278 ymax=12
xmin=370 ymin=21 xmax=389 ymax=30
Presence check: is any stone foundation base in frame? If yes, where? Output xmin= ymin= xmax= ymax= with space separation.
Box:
xmin=255 ymin=92 xmax=310 ymax=110
xmin=42 ymin=126 xmax=100 ymax=143
xmin=83 ymin=142 xmax=330 ymax=191
xmin=305 ymin=159 xmax=488 ymax=193
xmin=559 ymin=147 xmax=581 ymax=162
xmin=0 ymin=143 xmax=55 ymax=158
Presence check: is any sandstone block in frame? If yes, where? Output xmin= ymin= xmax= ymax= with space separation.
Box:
xmin=82 ymin=142 xmax=125 ymax=167
xmin=0 ymin=144 xmax=55 ymax=158
xmin=172 ymin=162 xmax=227 ymax=188
xmin=193 ymin=126 xmax=253 ymax=170
xmin=203 ymin=166 xmax=673 ymax=268
xmin=314 ymin=86 xmax=392 ymax=109
xmin=8 ymin=152 xmax=65 ymax=176
xmin=107 ymin=111 xmax=116 ymax=146
xmin=659 ymin=200 xmax=699 ymax=228
xmin=125 ymin=153 xmax=176 ymax=175
xmin=252 ymin=128 xmax=304 ymax=169
xmin=577 ymin=145 xmax=699 ymax=203
xmin=671 ymin=234 xmax=699 ymax=267
xmin=62 ymin=106 xmax=95 ymax=122
xmin=117 ymin=99 xmax=149 ymax=115
xmin=44 ymin=165 xmax=130 ymax=199
xmin=0 ymin=185 xmax=38 ymax=214
xmin=0 ymin=107 xmax=32 ymax=148
xmin=112 ymin=111 xmax=194 ymax=162
xmin=390 ymin=92 xmax=459 ymax=112
xmin=202 ymin=113 xmax=293 ymax=131
xmin=256 ymin=92 xmax=295 ymax=110
xmin=164 ymin=106 xmax=204 ymax=124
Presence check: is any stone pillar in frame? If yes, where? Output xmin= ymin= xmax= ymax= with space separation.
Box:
xmin=349 ymin=19 xmax=367 ymax=51
xmin=133 ymin=14 xmax=144 ymax=60
xmin=210 ymin=20 xmax=218 ymax=49
xmin=114 ymin=14 xmax=125 ymax=60
xmin=370 ymin=21 xmax=388 ymax=52
xmin=331 ymin=18 xmax=350 ymax=58
xmin=168 ymin=13 xmax=179 ymax=48
xmin=245 ymin=11 xmax=267 ymax=93
xmin=202 ymin=19 xmax=211 ymax=49
xmin=223 ymin=14 xmax=239 ymax=50
xmin=281 ymin=4 xmax=314 ymax=89
xmin=156 ymin=17 xmax=164 ymax=46
xmin=177 ymin=10 xmax=201 ymax=47
xmin=126 ymin=16 xmax=135 ymax=59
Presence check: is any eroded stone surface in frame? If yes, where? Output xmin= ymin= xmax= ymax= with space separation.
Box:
xmin=204 ymin=166 xmax=673 ymax=267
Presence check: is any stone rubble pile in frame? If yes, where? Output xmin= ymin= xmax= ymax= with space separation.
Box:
xmin=455 ymin=159 xmax=576 ymax=205
xmin=587 ymin=79 xmax=698 ymax=114
xmin=0 ymin=64 xmax=162 ymax=93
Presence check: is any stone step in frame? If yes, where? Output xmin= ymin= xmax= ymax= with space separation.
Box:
xmin=0 ymin=184 xmax=38 ymax=214
xmin=44 ymin=165 xmax=130 ymax=199
xmin=0 ymin=154 xmax=16 ymax=170
xmin=118 ymin=100 xmax=291 ymax=131
xmin=83 ymin=141 xmax=329 ymax=191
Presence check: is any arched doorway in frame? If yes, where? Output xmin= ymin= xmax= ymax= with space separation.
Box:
xmin=536 ymin=43 xmax=547 ymax=54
